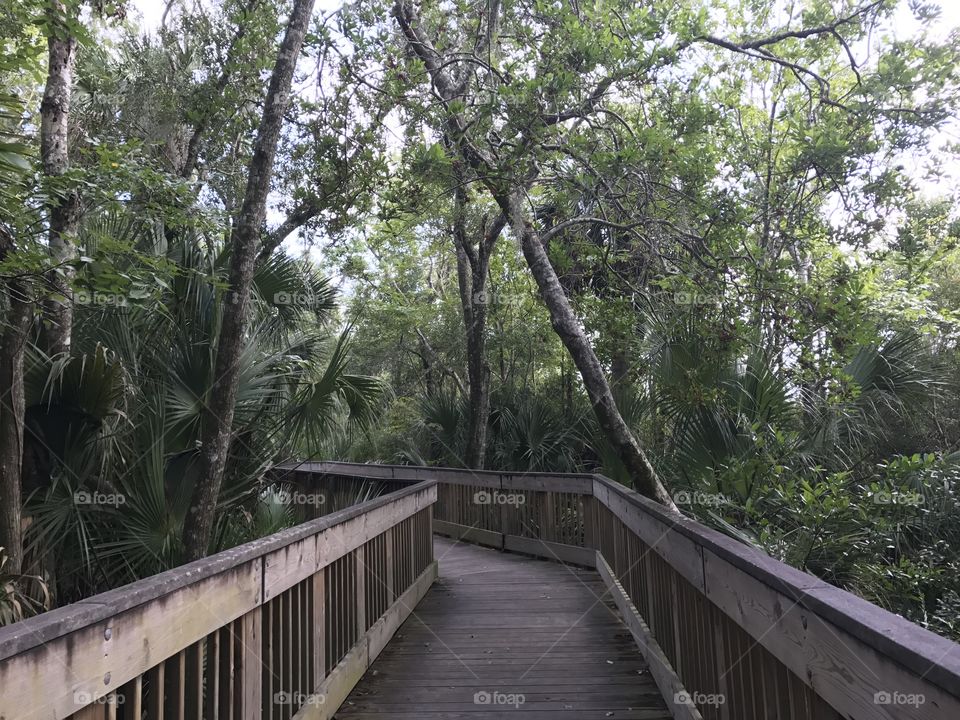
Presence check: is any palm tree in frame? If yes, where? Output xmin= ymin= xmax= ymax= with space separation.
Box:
xmin=20 ymin=212 xmax=382 ymax=605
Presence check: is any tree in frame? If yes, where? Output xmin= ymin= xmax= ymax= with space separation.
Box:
xmin=391 ymin=0 xmax=678 ymax=504
xmin=39 ymin=0 xmax=80 ymax=356
xmin=183 ymin=0 xmax=318 ymax=560
xmin=450 ymin=164 xmax=506 ymax=468
xmin=0 ymin=1 xmax=49 ymax=576
xmin=385 ymin=0 xmax=958 ymax=507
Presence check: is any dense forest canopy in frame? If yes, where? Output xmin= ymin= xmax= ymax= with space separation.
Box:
xmin=1 ymin=0 xmax=960 ymax=643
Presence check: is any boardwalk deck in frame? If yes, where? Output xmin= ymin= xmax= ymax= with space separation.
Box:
xmin=335 ymin=536 xmax=672 ymax=719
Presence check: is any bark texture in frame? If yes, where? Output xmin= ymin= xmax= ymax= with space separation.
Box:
xmin=0 ymin=232 xmax=32 ymax=575
xmin=450 ymin=166 xmax=506 ymax=469
xmin=500 ymin=192 xmax=675 ymax=507
xmin=39 ymin=5 xmax=80 ymax=357
xmin=183 ymin=0 xmax=317 ymax=560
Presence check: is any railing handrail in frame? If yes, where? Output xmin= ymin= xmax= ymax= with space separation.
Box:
xmin=592 ymin=474 xmax=960 ymax=698
xmin=289 ymin=460 xmax=960 ymax=706
xmin=276 ymin=459 xmax=597 ymax=483
xmin=0 ymin=478 xmax=436 ymax=664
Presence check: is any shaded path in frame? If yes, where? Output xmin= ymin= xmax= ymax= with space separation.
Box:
xmin=335 ymin=536 xmax=671 ymax=719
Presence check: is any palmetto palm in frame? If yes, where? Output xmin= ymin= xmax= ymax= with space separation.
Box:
xmin=22 ymin=215 xmax=382 ymax=603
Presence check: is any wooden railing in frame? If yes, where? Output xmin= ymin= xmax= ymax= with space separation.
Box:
xmin=287 ymin=461 xmax=960 ymax=720
xmin=0 ymin=480 xmax=437 ymax=720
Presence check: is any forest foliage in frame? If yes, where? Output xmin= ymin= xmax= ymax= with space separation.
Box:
xmin=1 ymin=0 xmax=960 ymax=640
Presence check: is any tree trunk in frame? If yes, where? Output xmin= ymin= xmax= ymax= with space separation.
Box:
xmin=183 ymin=0 xmax=317 ymax=561
xmin=393 ymin=0 xmax=674 ymax=508
xmin=450 ymin=173 xmax=505 ymax=469
xmin=39 ymin=4 xmax=80 ymax=357
xmin=0 ymin=232 xmax=32 ymax=575
xmin=500 ymin=191 xmax=676 ymax=508
xmin=415 ymin=328 xmax=438 ymax=397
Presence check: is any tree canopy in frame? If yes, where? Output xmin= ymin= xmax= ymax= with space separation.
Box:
xmin=1 ymin=0 xmax=960 ymax=640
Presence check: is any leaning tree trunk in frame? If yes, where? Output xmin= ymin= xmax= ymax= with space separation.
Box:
xmin=39 ymin=3 xmax=80 ymax=357
xmin=392 ymin=0 xmax=675 ymax=508
xmin=183 ymin=0 xmax=317 ymax=561
xmin=500 ymin=192 xmax=676 ymax=508
xmin=0 ymin=239 xmax=32 ymax=576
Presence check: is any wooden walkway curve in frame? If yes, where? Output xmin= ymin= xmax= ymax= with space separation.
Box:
xmin=335 ymin=537 xmax=671 ymax=719
xmin=6 ymin=464 xmax=960 ymax=720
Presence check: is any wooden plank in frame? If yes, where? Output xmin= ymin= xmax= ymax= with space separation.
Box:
xmin=263 ymin=537 xmax=317 ymax=604
xmin=262 ymin=487 xmax=436 ymax=601
xmin=0 ymin=561 xmax=260 ymax=720
xmin=432 ymin=519 xmax=502 ymax=549
xmin=702 ymin=548 xmax=960 ymax=720
xmin=367 ymin=562 xmax=437 ymax=661
xmin=596 ymin=553 xmax=703 ymax=720
xmin=238 ymin=607 xmax=263 ymax=718
xmin=593 ymin=480 xmax=705 ymax=592
xmin=147 ymin=662 xmax=164 ymax=720
xmin=503 ymin=535 xmax=596 ymax=567
xmin=313 ymin=570 xmax=326 ymax=688
xmin=129 ymin=676 xmax=143 ymax=720
xmin=336 ymin=538 xmax=671 ymax=720
xmin=355 ymin=547 xmax=366 ymax=637
xmin=290 ymin=561 xmax=437 ymax=720
xmin=501 ymin=474 xmax=593 ymax=494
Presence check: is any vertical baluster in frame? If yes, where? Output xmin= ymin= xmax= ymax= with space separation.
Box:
xmin=385 ymin=526 xmax=395 ymax=602
xmin=206 ymin=631 xmax=219 ymax=720
xmin=240 ymin=608 xmax=262 ymax=720
xmin=147 ymin=661 xmax=165 ymax=720
xmin=314 ymin=567 xmax=326 ymax=691
xmin=219 ymin=625 xmax=234 ymax=720
xmin=164 ymin=651 xmax=185 ymax=720
xmin=356 ymin=546 xmax=366 ymax=637
xmin=184 ymin=640 xmax=203 ymax=719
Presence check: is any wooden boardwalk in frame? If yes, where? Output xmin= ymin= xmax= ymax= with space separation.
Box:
xmin=335 ymin=536 xmax=671 ymax=719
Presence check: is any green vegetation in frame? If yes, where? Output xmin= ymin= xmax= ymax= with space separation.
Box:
xmin=2 ymin=0 xmax=960 ymax=641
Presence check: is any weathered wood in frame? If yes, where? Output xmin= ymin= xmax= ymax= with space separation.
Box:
xmin=592 ymin=475 xmax=960 ymax=719
xmin=432 ymin=519 xmax=502 ymax=548
xmin=263 ymin=486 xmax=436 ymax=601
xmin=0 ymin=562 xmax=259 ymax=720
xmin=503 ymin=534 xmax=596 ymax=566
xmin=294 ymin=563 xmax=437 ymax=720
xmin=596 ymin=553 xmax=702 ymax=720
xmin=336 ymin=538 xmax=670 ymax=719
xmin=702 ymin=547 xmax=960 ymax=720
xmin=313 ymin=569 xmax=326 ymax=688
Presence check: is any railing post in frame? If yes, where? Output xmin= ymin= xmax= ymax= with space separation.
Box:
xmin=355 ymin=546 xmax=367 ymax=637
xmin=313 ymin=567 xmax=326 ymax=690
xmin=239 ymin=607 xmax=262 ymax=717
xmin=582 ymin=495 xmax=596 ymax=549
xmin=385 ymin=526 xmax=395 ymax=602
xmin=539 ymin=491 xmax=555 ymax=544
